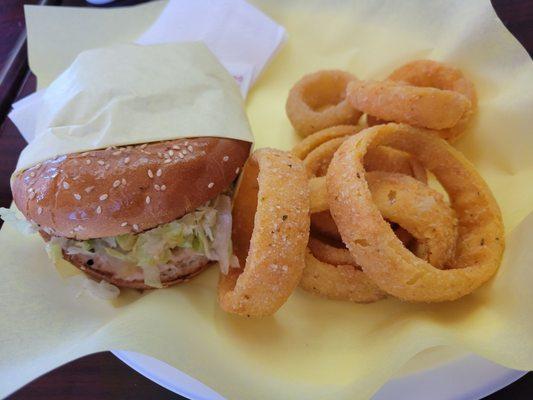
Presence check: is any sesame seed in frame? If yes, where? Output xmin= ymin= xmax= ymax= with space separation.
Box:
xmin=133 ymin=224 xmax=139 ymax=231
xmin=85 ymin=186 xmax=95 ymax=193
xmin=181 ymin=150 xmax=188 ymax=156
xmin=163 ymin=153 xmax=170 ymax=159
xmin=223 ymin=156 xmax=229 ymax=162
xmin=74 ymin=193 xmax=81 ymax=201
xmin=157 ymin=152 xmax=163 ymax=158
xmin=105 ymin=164 xmax=110 ymax=170
xmin=184 ymin=141 xmax=189 ymax=146
xmin=164 ymin=159 xmax=172 ymax=163
xmin=99 ymin=194 xmax=108 ymax=201
xmin=178 ymin=153 xmax=185 ymax=159
xmin=160 ymin=185 xmax=166 ymax=191
xmin=85 ymin=159 xmax=91 ymax=165
xmin=97 ymin=160 xmax=105 ymax=166
xmin=112 ymin=151 xmax=121 ymax=156
xmin=113 ymin=180 xmax=121 ymax=188
xmin=29 ymin=192 xmax=36 ymax=199
xmin=187 ymin=145 xmax=193 ymax=152
xmin=145 ymin=196 xmax=151 ymax=204
xmin=124 ymin=157 xmax=130 ymax=164
xmin=80 ymin=152 xmax=90 ymax=157
xmin=148 ymin=169 xmax=154 ymax=178
xmin=121 ymin=222 xmax=128 ymax=227
xmin=28 ymin=187 xmax=34 ymax=193
xmin=37 ymin=206 xmax=43 ymax=215
xmin=156 ymin=169 xmax=162 ymax=177
xmin=140 ymin=144 xmax=147 ymax=149
xmin=235 ymin=168 xmax=240 ymax=174
xmin=96 ymin=206 xmax=102 ymax=214
xmin=29 ymin=171 xmax=36 ymax=178
xmin=121 ymin=178 xmax=126 ymax=186
xmin=168 ymin=150 xmax=174 ymax=156
xmin=208 ymin=182 xmax=214 ymax=188
xmin=62 ymin=182 xmax=70 ymax=189
xmin=154 ymin=184 xmax=160 ymax=191
xmin=35 ymin=163 xmax=41 ymax=169
xmin=172 ymin=145 xmax=180 ymax=150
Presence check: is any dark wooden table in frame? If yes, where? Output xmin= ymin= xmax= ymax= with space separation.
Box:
xmin=1 ymin=0 xmax=532 ymax=398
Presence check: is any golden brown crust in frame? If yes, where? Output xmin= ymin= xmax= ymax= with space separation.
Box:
xmin=218 ymin=148 xmax=310 ymax=317
xmin=327 ymin=124 xmax=504 ymax=302
xmin=12 ymin=138 xmax=251 ymax=239
xmin=286 ymin=70 xmax=362 ymax=136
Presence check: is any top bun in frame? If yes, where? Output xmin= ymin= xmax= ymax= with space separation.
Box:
xmin=12 ymin=137 xmax=250 ymax=239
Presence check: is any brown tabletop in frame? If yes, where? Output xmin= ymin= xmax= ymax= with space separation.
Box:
xmin=2 ymin=0 xmax=533 ymax=399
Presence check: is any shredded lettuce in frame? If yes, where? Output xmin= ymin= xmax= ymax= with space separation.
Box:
xmin=0 ymin=195 xmax=235 ymax=288
xmin=58 ymin=194 xmax=235 ymax=287
xmin=0 ymin=207 xmax=38 ymax=235
xmin=45 ymin=241 xmax=64 ymax=264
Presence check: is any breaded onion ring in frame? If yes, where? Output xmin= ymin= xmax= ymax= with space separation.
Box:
xmin=292 ymin=125 xmax=362 ymax=160
xmin=310 ymin=172 xmax=458 ymax=269
xmin=308 ymin=235 xmax=357 ymax=266
xmin=347 ymin=79 xmax=471 ymax=130
xmin=303 ymin=137 xmax=348 ymax=177
xmin=367 ymin=171 xmax=458 ymax=268
xmin=303 ymin=135 xmax=428 ymax=243
xmin=388 ymin=60 xmax=477 ymax=142
xmin=327 ymin=124 xmax=504 ymax=302
xmin=286 ymin=70 xmax=362 ymax=136
xmin=301 ymin=249 xmax=386 ymax=303
xmin=364 ymin=145 xmax=427 ymax=183
xmin=218 ymin=149 xmax=310 ymax=317
xmin=302 ymin=134 xmax=427 ymax=182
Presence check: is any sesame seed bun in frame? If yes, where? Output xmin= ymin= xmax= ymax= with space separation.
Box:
xmin=12 ymin=137 xmax=251 ymax=240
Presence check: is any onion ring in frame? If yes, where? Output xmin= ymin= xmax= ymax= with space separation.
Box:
xmin=218 ymin=149 xmax=310 ymax=316
xmin=301 ymin=249 xmax=386 ymax=303
xmin=364 ymin=145 xmax=427 ymax=183
xmin=327 ymin=123 xmax=504 ymax=302
xmin=347 ymin=79 xmax=472 ymax=130
xmin=310 ymin=172 xmax=458 ymax=268
xmin=303 ymin=137 xmax=348 ymax=177
xmin=301 ymin=133 xmax=427 ymax=182
xmin=388 ymin=60 xmax=477 ymax=142
xmin=304 ymin=136 xmax=428 ymax=242
xmin=286 ymin=70 xmax=362 ymax=136
xmin=308 ymin=235 xmax=357 ymax=266
xmin=366 ymin=171 xmax=458 ymax=268
xmin=292 ymin=125 xmax=362 ymax=160
xmin=311 ymin=211 xmax=416 ymax=248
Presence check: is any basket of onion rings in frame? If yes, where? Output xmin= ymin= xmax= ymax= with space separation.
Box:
xmin=219 ymin=59 xmax=504 ymax=316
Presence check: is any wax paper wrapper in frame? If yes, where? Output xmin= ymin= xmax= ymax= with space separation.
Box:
xmin=15 ymin=42 xmax=253 ymax=172
xmin=1 ymin=0 xmax=533 ymax=399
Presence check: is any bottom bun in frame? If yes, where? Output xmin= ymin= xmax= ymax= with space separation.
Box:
xmin=63 ymin=251 xmax=211 ymax=289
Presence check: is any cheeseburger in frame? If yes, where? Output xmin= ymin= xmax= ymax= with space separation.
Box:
xmin=9 ymin=137 xmax=250 ymax=289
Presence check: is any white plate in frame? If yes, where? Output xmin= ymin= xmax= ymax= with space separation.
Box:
xmin=113 ymin=347 xmax=527 ymax=400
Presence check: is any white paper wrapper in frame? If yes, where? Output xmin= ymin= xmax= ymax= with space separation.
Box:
xmin=15 ymin=42 xmax=253 ymax=172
